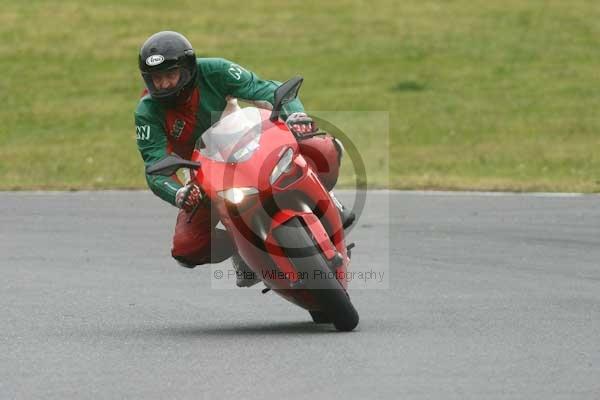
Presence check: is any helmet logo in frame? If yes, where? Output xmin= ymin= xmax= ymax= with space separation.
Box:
xmin=146 ymin=55 xmax=165 ymax=66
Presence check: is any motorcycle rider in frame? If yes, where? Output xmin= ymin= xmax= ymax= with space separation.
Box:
xmin=134 ymin=31 xmax=354 ymax=286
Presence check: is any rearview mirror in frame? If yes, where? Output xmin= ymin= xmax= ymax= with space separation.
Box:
xmin=270 ymin=76 xmax=304 ymax=122
xmin=146 ymin=154 xmax=202 ymax=176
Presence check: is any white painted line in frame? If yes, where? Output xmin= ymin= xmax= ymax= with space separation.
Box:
xmin=393 ymin=190 xmax=594 ymax=198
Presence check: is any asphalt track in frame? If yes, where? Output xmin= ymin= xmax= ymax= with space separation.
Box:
xmin=1 ymin=190 xmax=599 ymax=399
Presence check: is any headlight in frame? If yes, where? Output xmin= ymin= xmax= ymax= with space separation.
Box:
xmin=270 ymin=147 xmax=294 ymax=185
xmin=217 ymin=187 xmax=258 ymax=204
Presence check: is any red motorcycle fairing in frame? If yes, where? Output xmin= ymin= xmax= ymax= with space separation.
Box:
xmin=191 ymin=114 xmax=297 ymax=197
xmin=191 ymin=108 xmax=350 ymax=308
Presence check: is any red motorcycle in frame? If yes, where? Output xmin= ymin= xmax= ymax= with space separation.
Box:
xmin=147 ymin=77 xmax=359 ymax=331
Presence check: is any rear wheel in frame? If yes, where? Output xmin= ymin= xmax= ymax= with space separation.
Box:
xmin=272 ymin=217 xmax=359 ymax=331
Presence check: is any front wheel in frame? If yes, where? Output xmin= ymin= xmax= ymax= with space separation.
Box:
xmin=272 ymin=217 xmax=359 ymax=332
xmin=309 ymin=310 xmax=331 ymax=324
xmin=316 ymin=288 xmax=359 ymax=331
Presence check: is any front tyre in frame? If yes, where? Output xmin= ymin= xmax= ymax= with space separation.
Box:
xmin=309 ymin=310 xmax=331 ymax=324
xmin=272 ymin=217 xmax=359 ymax=332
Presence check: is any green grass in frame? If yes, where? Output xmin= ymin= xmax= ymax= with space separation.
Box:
xmin=1 ymin=0 xmax=599 ymax=192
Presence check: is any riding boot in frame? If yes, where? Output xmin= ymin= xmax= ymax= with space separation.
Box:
xmin=232 ymin=252 xmax=260 ymax=287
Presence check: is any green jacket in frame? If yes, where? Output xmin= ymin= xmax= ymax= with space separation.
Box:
xmin=134 ymin=57 xmax=304 ymax=206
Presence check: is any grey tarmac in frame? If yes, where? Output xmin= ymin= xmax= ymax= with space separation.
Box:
xmin=1 ymin=190 xmax=599 ymax=399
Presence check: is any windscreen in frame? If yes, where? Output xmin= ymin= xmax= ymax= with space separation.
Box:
xmin=198 ymin=107 xmax=263 ymax=163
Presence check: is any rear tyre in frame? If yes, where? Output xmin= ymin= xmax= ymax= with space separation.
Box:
xmin=272 ymin=217 xmax=359 ymax=332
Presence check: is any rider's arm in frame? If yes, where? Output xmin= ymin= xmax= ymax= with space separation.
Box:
xmin=205 ymin=58 xmax=305 ymax=121
xmin=134 ymin=107 xmax=181 ymax=206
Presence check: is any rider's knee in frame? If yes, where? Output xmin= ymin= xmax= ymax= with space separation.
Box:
xmin=171 ymin=231 xmax=233 ymax=267
xmin=172 ymin=255 xmax=197 ymax=268
xmin=171 ymin=246 xmax=212 ymax=268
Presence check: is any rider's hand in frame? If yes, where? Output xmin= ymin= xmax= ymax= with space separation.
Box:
xmin=175 ymin=183 xmax=203 ymax=212
xmin=286 ymin=112 xmax=317 ymax=136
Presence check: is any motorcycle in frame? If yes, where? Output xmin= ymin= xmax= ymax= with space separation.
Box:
xmin=147 ymin=77 xmax=359 ymax=331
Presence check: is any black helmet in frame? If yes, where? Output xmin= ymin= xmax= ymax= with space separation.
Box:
xmin=138 ymin=31 xmax=197 ymax=104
